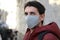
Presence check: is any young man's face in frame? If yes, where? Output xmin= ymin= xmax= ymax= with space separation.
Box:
xmin=25 ymin=6 xmax=40 ymax=16
xmin=24 ymin=6 xmax=45 ymax=24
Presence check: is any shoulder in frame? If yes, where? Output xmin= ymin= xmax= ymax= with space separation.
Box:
xmin=43 ymin=33 xmax=59 ymax=40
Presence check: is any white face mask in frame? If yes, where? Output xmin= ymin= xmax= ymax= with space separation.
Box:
xmin=25 ymin=15 xmax=39 ymax=29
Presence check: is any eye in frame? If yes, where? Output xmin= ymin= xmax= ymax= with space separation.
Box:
xmin=25 ymin=12 xmax=28 ymax=15
xmin=30 ymin=12 xmax=35 ymax=15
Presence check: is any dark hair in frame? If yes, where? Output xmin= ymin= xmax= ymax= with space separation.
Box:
xmin=24 ymin=1 xmax=45 ymax=14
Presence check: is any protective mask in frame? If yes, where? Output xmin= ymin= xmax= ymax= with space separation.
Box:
xmin=25 ymin=15 xmax=39 ymax=29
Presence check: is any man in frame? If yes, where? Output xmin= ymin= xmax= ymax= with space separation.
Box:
xmin=23 ymin=1 xmax=60 ymax=40
xmin=0 ymin=10 xmax=9 ymax=40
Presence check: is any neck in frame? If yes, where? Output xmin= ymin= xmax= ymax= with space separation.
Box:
xmin=39 ymin=22 xmax=43 ymax=27
xmin=30 ymin=22 xmax=43 ymax=33
xmin=30 ymin=28 xmax=34 ymax=33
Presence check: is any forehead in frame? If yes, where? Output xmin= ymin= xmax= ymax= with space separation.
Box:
xmin=25 ymin=6 xmax=38 ymax=12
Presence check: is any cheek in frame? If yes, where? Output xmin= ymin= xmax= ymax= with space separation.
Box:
xmin=39 ymin=15 xmax=42 ymax=22
xmin=39 ymin=17 xmax=41 ymax=21
xmin=36 ymin=15 xmax=41 ymax=23
xmin=35 ymin=14 xmax=41 ymax=22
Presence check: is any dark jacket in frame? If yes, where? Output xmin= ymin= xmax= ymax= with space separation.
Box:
xmin=23 ymin=22 xmax=60 ymax=40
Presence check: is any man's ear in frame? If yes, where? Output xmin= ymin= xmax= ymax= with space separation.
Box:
xmin=40 ymin=14 xmax=45 ymax=21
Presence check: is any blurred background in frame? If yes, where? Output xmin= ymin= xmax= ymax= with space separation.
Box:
xmin=0 ymin=0 xmax=60 ymax=40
